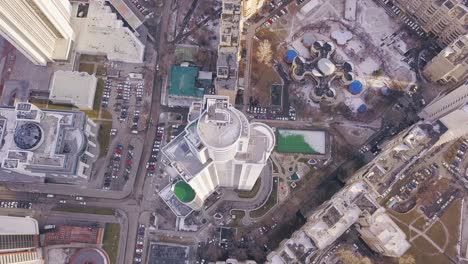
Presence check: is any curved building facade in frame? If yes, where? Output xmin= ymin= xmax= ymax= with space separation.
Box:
xmin=162 ymin=95 xmax=275 ymax=209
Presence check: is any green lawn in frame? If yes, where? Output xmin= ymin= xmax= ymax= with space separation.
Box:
xmin=79 ymin=63 xmax=95 ymax=75
xmin=250 ymin=177 xmax=278 ymax=218
xmin=97 ymin=121 xmax=112 ymax=158
xmin=52 ymin=205 xmax=115 ymax=215
xmin=103 ymin=223 xmax=120 ymax=264
xmin=237 ymin=178 xmax=261 ymax=199
xmin=276 ymin=133 xmax=319 ymax=154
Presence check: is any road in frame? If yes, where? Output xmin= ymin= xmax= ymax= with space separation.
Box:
xmin=0 ymin=0 xmax=175 ymax=263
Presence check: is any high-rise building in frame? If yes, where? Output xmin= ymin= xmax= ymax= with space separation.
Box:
xmin=419 ymin=82 xmax=468 ymax=122
xmin=393 ymin=0 xmax=467 ymax=46
xmin=419 ymin=82 xmax=468 ymax=146
xmin=0 ymin=0 xmax=74 ymax=66
xmin=423 ymin=34 xmax=468 ymax=84
xmin=161 ymin=95 xmax=275 ymax=209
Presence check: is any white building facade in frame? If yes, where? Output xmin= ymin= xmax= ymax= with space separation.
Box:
xmin=0 ymin=0 xmax=74 ymax=66
xmin=162 ymin=95 xmax=275 ymax=209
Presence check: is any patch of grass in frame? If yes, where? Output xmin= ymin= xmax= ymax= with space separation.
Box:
xmin=97 ymin=121 xmax=113 ymax=158
xmin=101 ymin=110 xmax=113 ymax=119
xmin=79 ymin=63 xmax=95 ymax=75
xmin=439 ymin=199 xmax=462 ymax=258
xmin=52 ymin=205 xmax=115 ymax=215
xmin=103 ymin=223 xmax=120 ymax=264
xmin=237 ymin=178 xmax=261 ymax=199
xmin=228 ymin=210 xmax=246 ymax=227
xmin=250 ymin=177 xmax=278 ymax=218
xmin=94 ymin=78 xmax=105 ymax=110
xmin=96 ymin=64 xmax=107 ymax=76
xmin=425 ymin=221 xmax=446 ymax=248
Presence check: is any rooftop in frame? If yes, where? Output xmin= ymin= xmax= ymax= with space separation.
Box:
xmin=169 ymin=66 xmax=205 ymax=98
xmin=0 ymin=216 xmax=38 ymax=235
xmin=197 ymin=97 xmax=242 ymax=148
xmin=49 ymin=70 xmax=97 ymax=110
xmin=72 ymin=1 xmax=145 ymax=63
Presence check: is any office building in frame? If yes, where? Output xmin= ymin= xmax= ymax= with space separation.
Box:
xmin=394 ymin=0 xmax=467 ymax=46
xmin=0 ymin=216 xmax=43 ymax=264
xmin=0 ymin=0 xmax=74 ymax=66
xmin=0 ymin=102 xmax=99 ymax=180
xmin=423 ymin=34 xmax=468 ymax=84
xmin=161 ymin=95 xmax=275 ymax=210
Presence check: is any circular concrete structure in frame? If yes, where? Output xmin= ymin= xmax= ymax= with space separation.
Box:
xmin=69 ymin=248 xmax=109 ymax=264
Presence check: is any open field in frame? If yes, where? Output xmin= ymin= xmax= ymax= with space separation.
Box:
xmin=103 ymin=223 xmax=120 ymax=264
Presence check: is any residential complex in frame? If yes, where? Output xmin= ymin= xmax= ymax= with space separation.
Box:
xmin=0 ymin=103 xmax=99 ymax=180
xmin=0 ymin=0 xmax=74 ymax=66
xmin=161 ymin=95 xmax=275 ymax=211
xmin=423 ymin=34 xmax=468 ymax=84
xmin=393 ymin=0 xmax=467 ymax=46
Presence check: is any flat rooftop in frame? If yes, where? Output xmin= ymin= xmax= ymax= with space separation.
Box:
xmin=72 ymin=1 xmax=144 ymax=63
xmin=0 ymin=216 xmax=38 ymax=235
xmin=197 ymin=106 xmax=242 ymax=148
xmin=169 ymin=66 xmax=204 ymax=98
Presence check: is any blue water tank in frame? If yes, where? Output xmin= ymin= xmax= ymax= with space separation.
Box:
xmin=349 ymin=80 xmax=363 ymax=95
xmin=285 ymin=50 xmax=298 ymax=63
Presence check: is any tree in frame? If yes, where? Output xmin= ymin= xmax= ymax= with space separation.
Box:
xmin=398 ymin=254 xmax=416 ymax=264
xmin=255 ymin=40 xmax=273 ymax=64
xmin=338 ymin=250 xmax=373 ymax=264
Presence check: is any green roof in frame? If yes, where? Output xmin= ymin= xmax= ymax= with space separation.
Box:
xmin=172 ymin=181 xmax=196 ymax=203
xmin=169 ymin=66 xmax=205 ymax=98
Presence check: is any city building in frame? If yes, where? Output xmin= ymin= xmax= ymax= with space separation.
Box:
xmin=160 ymin=95 xmax=275 ymax=212
xmin=69 ymin=248 xmax=109 ymax=264
xmin=71 ymin=1 xmax=145 ymax=63
xmin=267 ymin=181 xmax=410 ymax=262
xmin=242 ymin=0 xmax=266 ymax=19
xmin=216 ymin=0 xmax=242 ymax=101
xmin=168 ymin=63 xmax=212 ymax=107
xmin=0 ymin=102 xmax=99 ymax=181
xmin=423 ymin=34 xmax=468 ymax=84
xmin=0 ymin=0 xmax=74 ymax=66
xmin=393 ymin=0 xmax=467 ymax=46
xmin=357 ymin=208 xmax=411 ymax=257
xmin=212 ymin=259 xmax=257 ymax=264
xmin=43 ymin=225 xmax=104 ymax=246
xmin=49 ymin=71 xmax=98 ymax=110
xmin=0 ymin=216 xmax=43 ymax=264
xmin=419 ymin=82 xmax=468 ymax=122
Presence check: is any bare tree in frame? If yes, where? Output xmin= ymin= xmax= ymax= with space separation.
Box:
xmin=338 ymin=250 xmax=373 ymax=264
xmin=255 ymin=40 xmax=273 ymax=65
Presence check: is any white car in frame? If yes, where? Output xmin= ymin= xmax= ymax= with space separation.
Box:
xmin=79 ymin=202 xmax=87 ymax=205
xmin=59 ymin=200 xmax=67 ymax=204
xmin=75 ymin=196 xmax=84 ymax=201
